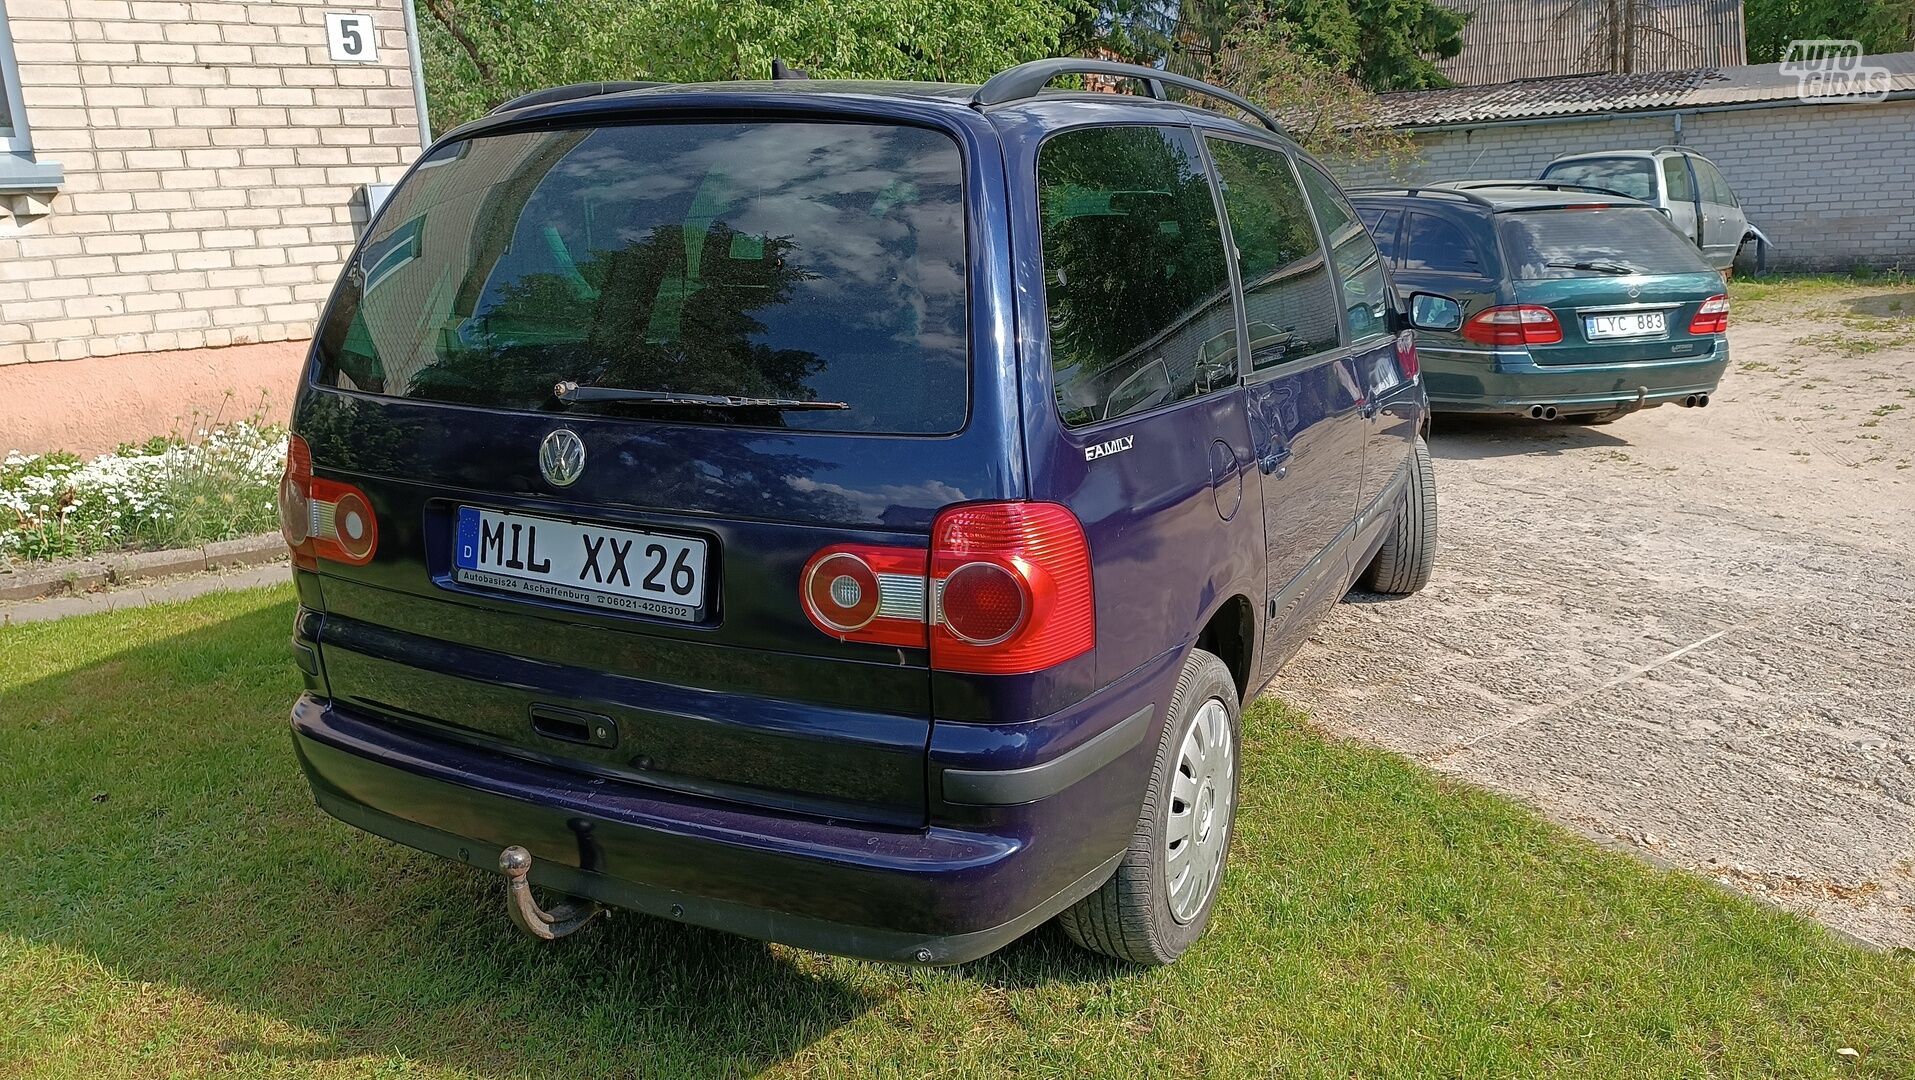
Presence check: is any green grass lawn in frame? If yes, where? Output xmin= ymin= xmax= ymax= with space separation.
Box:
xmin=4 ymin=587 xmax=1913 ymax=1078
xmin=1729 ymin=269 xmax=1911 ymax=306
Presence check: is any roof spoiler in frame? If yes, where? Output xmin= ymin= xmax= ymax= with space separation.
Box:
xmin=972 ymin=58 xmax=1284 ymax=135
xmin=489 ymin=81 xmax=667 ymax=116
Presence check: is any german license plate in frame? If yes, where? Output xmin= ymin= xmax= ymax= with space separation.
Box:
xmin=453 ymin=506 xmax=707 ymax=621
xmin=1585 ymin=311 xmax=1666 ymax=339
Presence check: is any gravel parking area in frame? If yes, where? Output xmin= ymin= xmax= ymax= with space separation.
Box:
xmin=1276 ymin=281 xmax=1915 ymax=949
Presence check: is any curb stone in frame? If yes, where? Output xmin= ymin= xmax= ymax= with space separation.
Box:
xmin=0 ymin=532 xmax=284 ymax=602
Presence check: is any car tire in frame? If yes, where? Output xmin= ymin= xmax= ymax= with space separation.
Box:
xmin=1361 ymin=436 xmax=1437 ymax=595
xmin=1058 ymin=648 xmax=1240 ymax=966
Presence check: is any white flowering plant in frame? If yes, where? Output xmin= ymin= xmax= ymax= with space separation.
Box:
xmin=1 ymin=419 xmax=287 ymax=566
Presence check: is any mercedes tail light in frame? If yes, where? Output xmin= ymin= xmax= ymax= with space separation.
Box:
xmin=1688 ymin=294 xmax=1730 ymax=334
xmin=280 ymin=433 xmax=378 ymax=569
xmin=1461 ymin=305 xmax=1563 ymax=346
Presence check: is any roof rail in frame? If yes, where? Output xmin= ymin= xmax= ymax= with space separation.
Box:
xmin=489 ymin=81 xmax=667 ymax=116
xmin=972 ymin=58 xmax=1283 ymax=135
xmin=1446 ymin=179 xmax=1639 ymax=199
xmin=1345 ymin=186 xmax=1495 ymax=208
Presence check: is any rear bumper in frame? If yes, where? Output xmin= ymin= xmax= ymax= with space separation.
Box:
xmin=291 ymin=691 xmax=1144 ymax=964
xmin=1422 ymin=341 xmax=1728 ymax=414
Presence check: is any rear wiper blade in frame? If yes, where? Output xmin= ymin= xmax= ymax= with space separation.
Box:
xmin=554 ymin=381 xmax=849 ymax=411
xmin=1546 ymin=260 xmax=1636 ymax=275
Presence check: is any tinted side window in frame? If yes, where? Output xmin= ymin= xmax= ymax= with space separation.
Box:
xmin=1295 ymin=161 xmax=1389 ymax=343
xmin=1039 ymin=126 xmax=1237 ymax=428
xmin=1542 ymin=158 xmax=1655 ymax=201
xmin=1208 ymin=138 xmax=1340 ymax=371
xmin=1692 ymin=158 xmax=1738 ymax=206
xmin=1661 ymin=157 xmax=1695 ymax=201
xmin=1402 ymin=212 xmax=1483 ymax=273
xmin=1357 ymin=206 xmax=1403 ymax=262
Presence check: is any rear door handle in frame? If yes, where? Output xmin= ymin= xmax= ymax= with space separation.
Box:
xmin=531 ymin=704 xmax=618 ymax=749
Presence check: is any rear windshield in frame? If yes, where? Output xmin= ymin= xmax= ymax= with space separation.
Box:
xmin=314 ymin=121 xmax=969 ymax=433
xmin=1496 ymin=206 xmax=1715 ymax=279
xmin=1540 ymin=158 xmax=1655 ymax=200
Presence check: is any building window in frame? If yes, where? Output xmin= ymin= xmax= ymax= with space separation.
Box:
xmin=0 ymin=11 xmax=26 ymax=148
xmin=1 ymin=10 xmax=64 ymax=197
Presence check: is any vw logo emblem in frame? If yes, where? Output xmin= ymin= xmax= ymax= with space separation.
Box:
xmin=538 ymin=429 xmax=586 ymax=487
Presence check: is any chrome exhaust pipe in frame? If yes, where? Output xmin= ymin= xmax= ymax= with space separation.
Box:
xmin=1680 ymin=395 xmax=1697 ymax=408
xmin=1528 ymin=405 xmax=1559 ymax=420
xmin=1695 ymin=393 xmax=1710 ymax=408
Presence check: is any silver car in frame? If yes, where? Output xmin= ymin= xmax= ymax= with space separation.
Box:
xmin=1538 ymin=148 xmax=1771 ymax=272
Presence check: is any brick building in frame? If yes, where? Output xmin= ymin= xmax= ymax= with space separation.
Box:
xmin=0 ymin=0 xmax=426 ymax=452
xmin=1341 ymin=53 xmax=1915 ymax=271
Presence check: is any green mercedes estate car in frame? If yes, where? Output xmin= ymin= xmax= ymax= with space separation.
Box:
xmin=1350 ymin=184 xmax=1729 ymax=423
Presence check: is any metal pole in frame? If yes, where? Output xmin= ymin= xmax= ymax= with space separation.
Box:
xmin=401 ymin=0 xmax=433 ymax=145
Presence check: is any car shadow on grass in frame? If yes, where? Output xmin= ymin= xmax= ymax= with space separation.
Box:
xmin=0 ymin=596 xmax=1118 ymax=1077
xmin=1428 ymin=412 xmax=1632 ymax=460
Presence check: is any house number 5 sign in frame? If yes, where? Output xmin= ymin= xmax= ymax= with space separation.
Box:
xmin=325 ymin=12 xmax=381 ymax=63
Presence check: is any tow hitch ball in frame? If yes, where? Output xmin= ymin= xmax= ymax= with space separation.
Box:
xmin=499 ymin=846 xmax=603 ymax=941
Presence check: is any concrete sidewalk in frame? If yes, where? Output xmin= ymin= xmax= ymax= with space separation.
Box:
xmin=0 ymin=561 xmax=288 ymax=626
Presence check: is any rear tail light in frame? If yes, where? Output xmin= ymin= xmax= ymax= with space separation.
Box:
xmin=798 ymin=502 xmax=1095 ymax=675
xmin=933 ymin=503 xmax=1094 ymax=673
xmin=1395 ymin=329 xmax=1419 ymax=379
xmin=1688 ymin=294 xmax=1730 ymax=334
xmin=279 ymin=433 xmax=379 ymax=569
xmin=799 ymin=545 xmax=927 ymax=648
xmin=1461 ymin=305 xmax=1562 ymax=346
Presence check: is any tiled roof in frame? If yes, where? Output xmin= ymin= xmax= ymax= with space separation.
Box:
xmin=1379 ymin=51 xmax=1915 ymax=126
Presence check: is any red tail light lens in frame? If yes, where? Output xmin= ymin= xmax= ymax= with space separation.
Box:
xmin=940 ymin=561 xmax=1027 ymax=645
xmin=799 ymin=545 xmax=927 ymax=648
xmin=797 ymin=502 xmax=1095 ymax=675
xmin=1395 ymin=329 xmax=1419 ymax=379
xmin=1688 ymin=294 xmax=1730 ymax=334
xmin=279 ymin=433 xmax=379 ymax=569
xmin=1462 ymin=305 xmax=1562 ymax=346
xmin=278 ymin=435 xmax=314 ymax=567
xmin=931 ymin=502 xmax=1093 ymax=674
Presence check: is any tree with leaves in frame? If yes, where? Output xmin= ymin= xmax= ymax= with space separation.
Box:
xmin=1209 ymin=9 xmax=1416 ymax=165
xmin=1745 ymin=0 xmax=1915 ymax=62
xmin=1094 ymin=0 xmax=1465 ymax=90
xmin=420 ymin=0 xmax=1094 ymax=127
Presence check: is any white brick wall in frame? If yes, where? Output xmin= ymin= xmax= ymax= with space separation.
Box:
xmin=0 ymin=0 xmax=423 ymax=364
xmin=1335 ymin=100 xmax=1915 ymax=270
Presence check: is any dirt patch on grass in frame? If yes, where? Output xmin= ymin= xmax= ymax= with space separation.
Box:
xmin=1274 ymin=282 xmax=1915 ymax=949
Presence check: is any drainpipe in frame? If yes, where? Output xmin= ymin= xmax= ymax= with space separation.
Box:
xmin=401 ymin=0 xmax=433 ymax=145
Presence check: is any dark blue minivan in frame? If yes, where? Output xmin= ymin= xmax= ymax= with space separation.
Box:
xmin=282 ymin=59 xmax=1437 ymax=966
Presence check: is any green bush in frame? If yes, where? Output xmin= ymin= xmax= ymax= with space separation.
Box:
xmin=1 ymin=419 xmax=286 ymax=566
